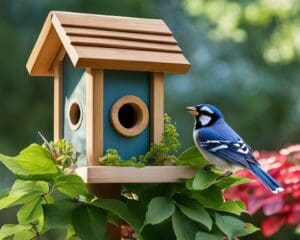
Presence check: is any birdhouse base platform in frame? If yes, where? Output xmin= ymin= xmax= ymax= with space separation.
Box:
xmin=74 ymin=166 xmax=196 ymax=183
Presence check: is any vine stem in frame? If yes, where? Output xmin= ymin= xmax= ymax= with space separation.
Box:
xmin=30 ymin=223 xmax=41 ymax=240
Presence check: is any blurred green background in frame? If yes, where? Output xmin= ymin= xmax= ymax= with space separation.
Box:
xmin=0 ymin=0 xmax=299 ymax=239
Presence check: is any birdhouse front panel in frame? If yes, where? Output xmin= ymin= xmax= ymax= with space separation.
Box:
xmin=103 ymin=70 xmax=150 ymax=160
xmin=63 ymin=57 xmax=87 ymax=166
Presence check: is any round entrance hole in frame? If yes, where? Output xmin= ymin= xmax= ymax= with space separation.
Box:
xmin=110 ymin=96 xmax=149 ymax=137
xmin=118 ymin=103 xmax=138 ymax=129
xmin=68 ymin=99 xmax=83 ymax=130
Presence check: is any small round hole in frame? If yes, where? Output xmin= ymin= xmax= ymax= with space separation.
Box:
xmin=68 ymin=99 xmax=82 ymax=130
xmin=118 ymin=104 xmax=138 ymax=129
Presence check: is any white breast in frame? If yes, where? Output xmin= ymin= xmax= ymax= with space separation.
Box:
xmin=193 ymin=130 xmax=241 ymax=171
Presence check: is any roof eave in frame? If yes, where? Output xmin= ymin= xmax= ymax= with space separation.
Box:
xmin=26 ymin=12 xmax=62 ymax=77
xmin=76 ymin=58 xmax=190 ymax=73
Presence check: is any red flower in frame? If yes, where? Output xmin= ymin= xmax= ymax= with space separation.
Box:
xmin=225 ymin=144 xmax=300 ymax=237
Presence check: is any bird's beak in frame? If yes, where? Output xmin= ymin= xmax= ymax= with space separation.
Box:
xmin=186 ymin=106 xmax=199 ymax=116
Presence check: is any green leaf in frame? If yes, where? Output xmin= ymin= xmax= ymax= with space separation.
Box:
xmin=176 ymin=199 xmax=213 ymax=231
xmin=93 ymin=199 xmax=142 ymax=231
xmin=0 ymin=180 xmax=48 ymax=210
xmin=195 ymin=230 xmax=224 ymax=240
xmin=188 ymin=168 xmax=219 ymax=190
xmin=54 ymin=175 xmax=90 ymax=198
xmin=215 ymin=213 xmax=259 ymax=238
xmin=65 ymin=225 xmax=80 ymax=240
xmin=0 ymin=188 xmax=10 ymax=199
xmin=177 ymin=146 xmax=208 ymax=167
xmin=171 ymin=209 xmax=199 ymax=240
xmin=43 ymin=199 xmax=78 ymax=229
xmin=13 ymin=229 xmax=35 ymax=240
xmin=189 ymin=185 xmax=224 ymax=209
xmin=141 ymin=219 xmax=176 ymax=240
xmin=0 ymin=154 xmax=28 ymax=176
xmin=17 ymin=196 xmax=44 ymax=231
xmin=0 ymin=144 xmax=59 ymax=179
xmin=72 ymin=204 xmax=107 ymax=240
xmin=144 ymin=197 xmax=175 ymax=226
xmin=17 ymin=196 xmax=43 ymax=224
xmin=216 ymin=175 xmax=251 ymax=189
xmin=10 ymin=179 xmax=49 ymax=194
xmin=0 ymin=224 xmax=31 ymax=239
xmin=218 ymin=200 xmax=247 ymax=215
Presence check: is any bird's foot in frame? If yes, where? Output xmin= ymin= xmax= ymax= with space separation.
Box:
xmin=216 ymin=170 xmax=233 ymax=181
xmin=203 ymin=163 xmax=215 ymax=171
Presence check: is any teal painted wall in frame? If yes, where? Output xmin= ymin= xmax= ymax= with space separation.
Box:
xmin=63 ymin=57 xmax=86 ymax=166
xmin=103 ymin=70 xmax=150 ymax=160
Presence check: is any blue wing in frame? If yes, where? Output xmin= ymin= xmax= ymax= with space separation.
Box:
xmin=196 ymin=121 xmax=258 ymax=169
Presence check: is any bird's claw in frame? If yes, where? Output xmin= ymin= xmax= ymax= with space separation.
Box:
xmin=216 ymin=170 xmax=233 ymax=181
xmin=203 ymin=163 xmax=215 ymax=171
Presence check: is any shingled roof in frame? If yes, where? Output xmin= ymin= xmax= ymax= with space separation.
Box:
xmin=26 ymin=11 xmax=190 ymax=76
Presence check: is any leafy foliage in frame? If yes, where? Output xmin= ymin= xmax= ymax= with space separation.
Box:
xmin=140 ymin=114 xmax=181 ymax=165
xmin=0 ymin=126 xmax=258 ymax=239
xmin=41 ymin=135 xmax=79 ymax=170
xmin=100 ymin=114 xmax=181 ymax=166
xmin=99 ymin=149 xmax=143 ymax=167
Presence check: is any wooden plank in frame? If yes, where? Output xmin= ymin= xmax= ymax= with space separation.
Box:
xmin=85 ymin=68 xmax=120 ymax=240
xmin=53 ymin=62 xmax=63 ymax=140
xmin=54 ymin=11 xmax=172 ymax=35
xmin=74 ymin=46 xmax=190 ymax=73
xmin=75 ymin=166 xmax=196 ymax=183
xmin=26 ymin=12 xmax=61 ymax=76
xmin=85 ymin=68 xmax=104 ymax=166
xmin=151 ymin=73 xmax=164 ymax=144
xmin=70 ymin=36 xmax=181 ymax=53
xmin=52 ymin=14 xmax=79 ymax=67
xmin=49 ymin=46 xmax=66 ymax=74
xmin=65 ymin=27 xmax=177 ymax=44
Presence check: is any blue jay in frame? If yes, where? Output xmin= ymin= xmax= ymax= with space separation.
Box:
xmin=186 ymin=104 xmax=284 ymax=194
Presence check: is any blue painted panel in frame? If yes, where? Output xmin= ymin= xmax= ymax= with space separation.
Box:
xmin=63 ymin=57 xmax=86 ymax=166
xmin=103 ymin=70 xmax=150 ymax=160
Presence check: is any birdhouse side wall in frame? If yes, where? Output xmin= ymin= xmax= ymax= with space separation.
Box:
xmin=63 ymin=57 xmax=87 ymax=166
xmin=103 ymin=70 xmax=150 ymax=160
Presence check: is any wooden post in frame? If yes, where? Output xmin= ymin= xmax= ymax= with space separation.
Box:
xmin=151 ymin=72 xmax=164 ymax=144
xmin=53 ymin=62 xmax=63 ymax=140
xmin=85 ymin=68 xmax=121 ymax=240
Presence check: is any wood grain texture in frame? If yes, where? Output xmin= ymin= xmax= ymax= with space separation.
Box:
xmin=52 ymin=14 xmax=79 ymax=66
xmin=74 ymin=46 xmax=190 ymax=73
xmin=70 ymin=35 xmax=182 ymax=53
xmin=86 ymin=68 xmax=104 ymax=166
xmin=26 ymin=11 xmax=190 ymax=75
xmin=151 ymin=73 xmax=164 ymax=144
xmin=26 ymin=12 xmax=61 ymax=76
xmin=49 ymin=46 xmax=66 ymax=74
xmin=74 ymin=166 xmax=196 ymax=183
xmin=53 ymin=62 xmax=63 ymax=140
xmin=65 ymin=27 xmax=177 ymax=44
xmin=55 ymin=11 xmax=172 ymax=35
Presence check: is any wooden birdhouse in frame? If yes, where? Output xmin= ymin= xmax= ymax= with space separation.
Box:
xmin=26 ymin=11 xmax=192 ymax=183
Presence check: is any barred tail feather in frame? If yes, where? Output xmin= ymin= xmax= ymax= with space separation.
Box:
xmin=249 ymin=164 xmax=284 ymax=194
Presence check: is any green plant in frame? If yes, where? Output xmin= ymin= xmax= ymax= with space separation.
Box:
xmin=0 ymin=117 xmax=259 ymax=239
xmin=100 ymin=114 xmax=181 ymax=167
